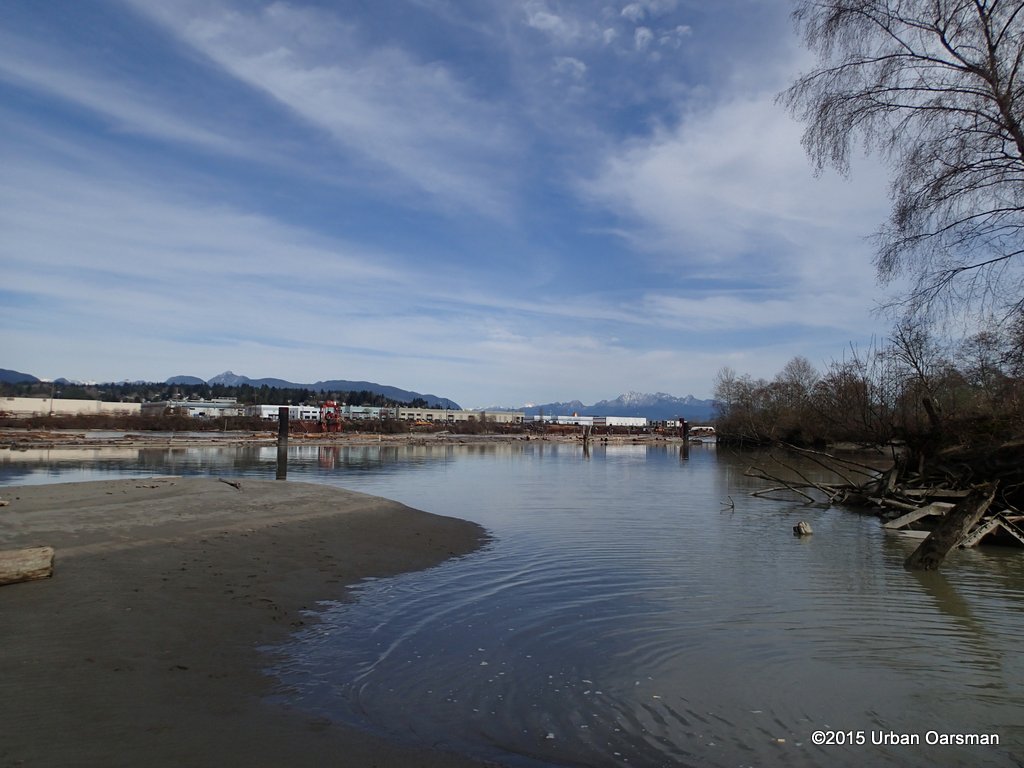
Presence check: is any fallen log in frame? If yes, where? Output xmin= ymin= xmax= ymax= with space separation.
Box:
xmin=901 ymin=488 xmax=972 ymax=499
xmin=904 ymin=483 xmax=998 ymax=571
xmin=0 ymin=546 xmax=55 ymax=586
xmin=870 ymin=497 xmax=920 ymax=513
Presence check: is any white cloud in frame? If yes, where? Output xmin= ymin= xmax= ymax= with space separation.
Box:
xmin=127 ymin=1 xmax=517 ymax=217
xmin=524 ymin=2 xmax=582 ymax=42
xmin=634 ymin=27 xmax=654 ymax=50
xmin=583 ymin=92 xmax=888 ymax=258
xmin=638 ymin=291 xmax=871 ymax=335
xmin=621 ymin=4 xmax=646 ymax=23
xmin=0 ymin=35 xmax=238 ymax=155
xmin=622 ymin=0 xmax=679 ymax=23
xmin=658 ymin=25 xmax=692 ymax=48
xmin=553 ymin=56 xmax=587 ymax=80
xmin=580 ymin=91 xmax=894 ymax=339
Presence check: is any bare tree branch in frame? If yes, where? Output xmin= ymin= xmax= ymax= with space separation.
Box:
xmin=780 ymin=0 xmax=1024 ymax=326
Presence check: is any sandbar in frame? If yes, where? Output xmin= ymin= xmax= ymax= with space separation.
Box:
xmin=0 ymin=477 xmax=496 ymax=767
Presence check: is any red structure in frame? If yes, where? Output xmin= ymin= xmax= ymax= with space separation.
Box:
xmin=319 ymin=401 xmax=343 ymax=433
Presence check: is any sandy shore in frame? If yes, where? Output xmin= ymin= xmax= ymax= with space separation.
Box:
xmin=0 ymin=477 xmax=496 ymax=767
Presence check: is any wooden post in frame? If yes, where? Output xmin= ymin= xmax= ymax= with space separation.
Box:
xmin=276 ymin=406 xmax=289 ymax=481
xmin=904 ymin=482 xmax=997 ymax=571
xmin=681 ymin=418 xmax=690 ymax=460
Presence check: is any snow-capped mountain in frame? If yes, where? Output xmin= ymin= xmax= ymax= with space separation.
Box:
xmin=492 ymin=392 xmax=717 ymax=421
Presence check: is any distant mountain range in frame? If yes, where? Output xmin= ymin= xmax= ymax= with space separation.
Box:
xmin=493 ymin=391 xmax=717 ymax=422
xmin=4 ymin=366 xmax=715 ymax=420
xmin=167 ymin=371 xmax=460 ymax=409
xmin=3 ymin=367 xmax=459 ymax=409
xmin=0 ymin=368 xmax=39 ymax=384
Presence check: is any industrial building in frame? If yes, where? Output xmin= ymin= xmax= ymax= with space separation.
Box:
xmin=0 ymin=397 xmax=142 ymax=418
xmin=141 ymin=398 xmax=244 ymax=418
xmin=244 ymin=403 xmax=523 ymax=425
xmin=523 ymin=414 xmax=648 ymax=428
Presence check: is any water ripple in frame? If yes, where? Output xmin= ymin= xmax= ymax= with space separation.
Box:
xmin=260 ymin=447 xmax=1024 ymax=767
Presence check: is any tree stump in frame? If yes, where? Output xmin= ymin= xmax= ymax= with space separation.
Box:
xmin=904 ymin=483 xmax=997 ymax=571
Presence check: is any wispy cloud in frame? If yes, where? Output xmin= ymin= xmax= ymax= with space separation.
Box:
xmin=126 ymin=0 xmax=519 ymax=217
xmin=581 ymin=91 xmax=890 ymax=283
xmin=0 ymin=34 xmax=238 ymax=155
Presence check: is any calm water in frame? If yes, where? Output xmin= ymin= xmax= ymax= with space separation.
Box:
xmin=3 ymin=441 xmax=1024 ymax=767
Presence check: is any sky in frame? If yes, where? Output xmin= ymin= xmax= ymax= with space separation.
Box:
xmin=1 ymin=0 xmax=897 ymax=407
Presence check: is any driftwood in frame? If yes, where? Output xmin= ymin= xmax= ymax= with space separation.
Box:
xmin=958 ymin=513 xmax=1024 ymax=548
xmin=745 ymin=439 xmax=1024 ymax=567
xmin=745 ymin=454 xmax=864 ymax=507
xmin=778 ymin=443 xmax=881 ymax=485
xmin=218 ymin=478 xmax=242 ymax=490
xmin=901 ymin=488 xmax=972 ymax=499
xmin=0 ymin=546 xmax=55 ymax=586
xmin=904 ymin=483 xmax=997 ymax=571
xmin=871 ymin=497 xmax=920 ymax=513
xmin=882 ymin=502 xmax=955 ymax=530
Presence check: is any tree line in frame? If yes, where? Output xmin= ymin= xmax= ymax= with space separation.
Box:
xmin=714 ymin=317 xmax=1024 ymax=452
xmin=0 ymin=381 xmax=431 ymax=409
xmin=723 ymin=0 xmax=1024 ymax=475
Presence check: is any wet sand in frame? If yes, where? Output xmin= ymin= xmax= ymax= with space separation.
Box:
xmin=0 ymin=477 xmax=496 ymax=767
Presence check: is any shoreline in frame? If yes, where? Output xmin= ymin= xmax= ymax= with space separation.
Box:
xmin=2 ymin=427 xmax=691 ymax=451
xmin=0 ymin=477 xmax=498 ymax=767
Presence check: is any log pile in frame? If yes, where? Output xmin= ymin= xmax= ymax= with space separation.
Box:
xmin=745 ymin=439 xmax=1024 ymax=570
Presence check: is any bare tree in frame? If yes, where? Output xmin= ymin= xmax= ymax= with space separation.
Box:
xmin=712 ymin=366 xmax=740 ymax=413
xmin=887 ymin=319 xmax=948 ymax=430
xmin=780 ymin=1 xmax=1024 ymax=324
xmin=776 ymin=355 xmax=820 ymax=407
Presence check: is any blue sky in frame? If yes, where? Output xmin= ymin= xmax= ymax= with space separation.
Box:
xmin=1 ymin=0 xmax=895 ymax=407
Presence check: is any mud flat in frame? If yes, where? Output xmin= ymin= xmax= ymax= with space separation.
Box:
xmin=0 ymin=477 xmax=495 ymax=767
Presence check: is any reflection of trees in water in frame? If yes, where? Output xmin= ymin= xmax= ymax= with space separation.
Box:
xmin=2 ymin=450 xmax=169 ymax=483
xmin=135 ymin=446 xmax=270 ymax=474
xmin=0 ymin=465 xmax=39 ymax=484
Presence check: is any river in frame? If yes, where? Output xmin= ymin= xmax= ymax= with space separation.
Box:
xmin=2 ymin=440 xmax=1022 ymax=767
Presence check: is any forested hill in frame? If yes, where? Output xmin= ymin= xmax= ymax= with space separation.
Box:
xmin=0 ymin=378 xmax=453 ymax=410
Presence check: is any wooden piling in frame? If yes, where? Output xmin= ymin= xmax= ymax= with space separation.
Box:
xmin=276 ymin=406 xmax=289 ymax=481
